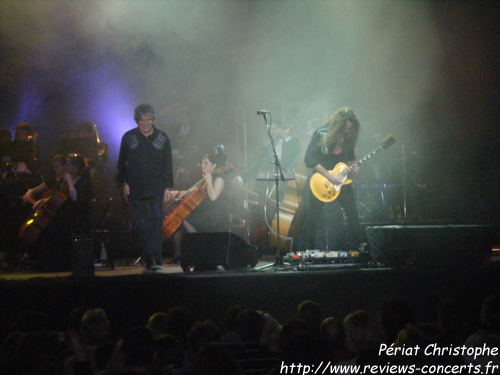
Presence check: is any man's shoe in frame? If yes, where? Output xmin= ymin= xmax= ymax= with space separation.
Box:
xmin=142 ymin=268 xmax=153 ymax=274
xmin=150 ymin=265 xmax=162 ymax=271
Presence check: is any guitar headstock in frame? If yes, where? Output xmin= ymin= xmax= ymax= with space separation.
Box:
xmin=382 ymin=136 xmax=396 ymax=150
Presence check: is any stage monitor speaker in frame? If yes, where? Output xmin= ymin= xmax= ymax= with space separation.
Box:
xmin=180 ymin=232 xmax=259 ymax=272
xmin=365 ymin=225 xmax=495 ymax=272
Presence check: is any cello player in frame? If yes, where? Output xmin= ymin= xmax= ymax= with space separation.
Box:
xmin=118 ymin=104 xmax=174 ymax=273
xmin=167 ymin=147 xmax=232 ymax=263
xmin=29 ymin=154 xmax=93 ymax=271
xmin=22 ymin=154 xmax=67 ymax=204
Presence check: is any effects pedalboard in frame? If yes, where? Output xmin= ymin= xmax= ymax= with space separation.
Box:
xmin=283 ymin=247 xmax=370 ymax=270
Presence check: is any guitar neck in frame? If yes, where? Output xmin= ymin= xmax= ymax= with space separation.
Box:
xmin=343 ymin=144 xmax=386 ymax=176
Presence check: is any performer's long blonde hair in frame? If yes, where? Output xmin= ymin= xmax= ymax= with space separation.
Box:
xmin=318 ymin=107 xmax=360 ymax=151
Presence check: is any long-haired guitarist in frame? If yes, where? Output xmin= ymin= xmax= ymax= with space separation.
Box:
xmin=297 ymin=107 xmax=364 ymax=251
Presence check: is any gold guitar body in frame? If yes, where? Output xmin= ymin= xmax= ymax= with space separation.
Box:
xmin=309 ymin=162 xmax=352 ymax=202
xmin=309 ymin=137 xmax=396 ymax=203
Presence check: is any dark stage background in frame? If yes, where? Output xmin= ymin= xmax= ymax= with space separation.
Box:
xmin=1 ymin=0 xmax=500 ymax=346
xmin=0 ymin=1 xmax=499 ymax=231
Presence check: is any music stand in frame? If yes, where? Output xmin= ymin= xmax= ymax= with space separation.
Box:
xmin=254 ymin=112 xmax=295 ymax=271
xmin=0 ymin=141 xmax=36 ymax=162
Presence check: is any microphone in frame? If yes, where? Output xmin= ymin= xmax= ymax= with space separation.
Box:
xmin=257 ymin=109 xmax=270 ymax=115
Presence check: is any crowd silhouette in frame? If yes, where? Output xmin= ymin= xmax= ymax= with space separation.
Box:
xmin=1 ymin=294 xmax=499 ymax=375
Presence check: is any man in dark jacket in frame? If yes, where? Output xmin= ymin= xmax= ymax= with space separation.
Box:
xmin=118 ymin=104 xmax=174 ymax=272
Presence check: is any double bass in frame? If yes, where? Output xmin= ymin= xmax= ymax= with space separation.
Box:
xmin=162 ymin=162 xmax=233 ymax=240
xmin=268 ymin=154 xmax=308 ymax=252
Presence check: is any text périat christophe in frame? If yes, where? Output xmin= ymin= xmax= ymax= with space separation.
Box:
xmin=379 ymin=343 xmax=498 ymax=360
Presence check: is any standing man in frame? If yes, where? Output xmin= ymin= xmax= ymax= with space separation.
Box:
xmin=297 ymin=107 xmax=363 ymax=251
xmin=269 ymin=123 xmax=302 ymax=172
xmin=118 ymin=104 xmax=174 ymax=273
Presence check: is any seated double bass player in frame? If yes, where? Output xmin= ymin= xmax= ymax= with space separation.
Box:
xmin=20 ymin=154 xmax=93 ymax=271
xmin=164 ymin=147 xmax=233 ymax=262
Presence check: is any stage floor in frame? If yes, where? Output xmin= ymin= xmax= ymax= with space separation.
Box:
xmin=0 ymin=259 xmax=186 ymax=280
xmin=1 ymin=250 xmax=499 ymax=341
xmin=0 ymin=254 xmax=380 ymax=280
xmin=1 ymin=247 xmax=498 ymax=281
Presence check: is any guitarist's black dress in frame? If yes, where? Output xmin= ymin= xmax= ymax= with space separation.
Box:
xmin=297 ymin=125 xmax=362 ymax=251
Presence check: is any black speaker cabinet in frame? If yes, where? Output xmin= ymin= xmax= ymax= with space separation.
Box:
xmin=365 ymin=225 xmax=495 ymax=272
xmin=71 ymin=233 xmax=95 ymax=277
xmin=180 ymin=232 xmax=258 ymax=272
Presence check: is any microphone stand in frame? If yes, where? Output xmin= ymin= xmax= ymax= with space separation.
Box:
xmin=255 ymin=112 xmax=290 ymax=271
xmin=401 ymin=144 xmax=407 ymax=221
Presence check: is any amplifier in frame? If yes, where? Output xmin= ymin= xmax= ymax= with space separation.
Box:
xmin=72 ymin=233 xmax=95 ymax=277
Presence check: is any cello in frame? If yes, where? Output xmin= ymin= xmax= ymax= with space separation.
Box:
xmin=19 ymin=184 xmax=68 ymax=246
xmin=162 ymin=162 xmax=233 ymax=240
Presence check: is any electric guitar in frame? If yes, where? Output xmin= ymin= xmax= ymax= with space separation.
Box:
xmin=310 ymin=136 xmax=396 ymax=202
